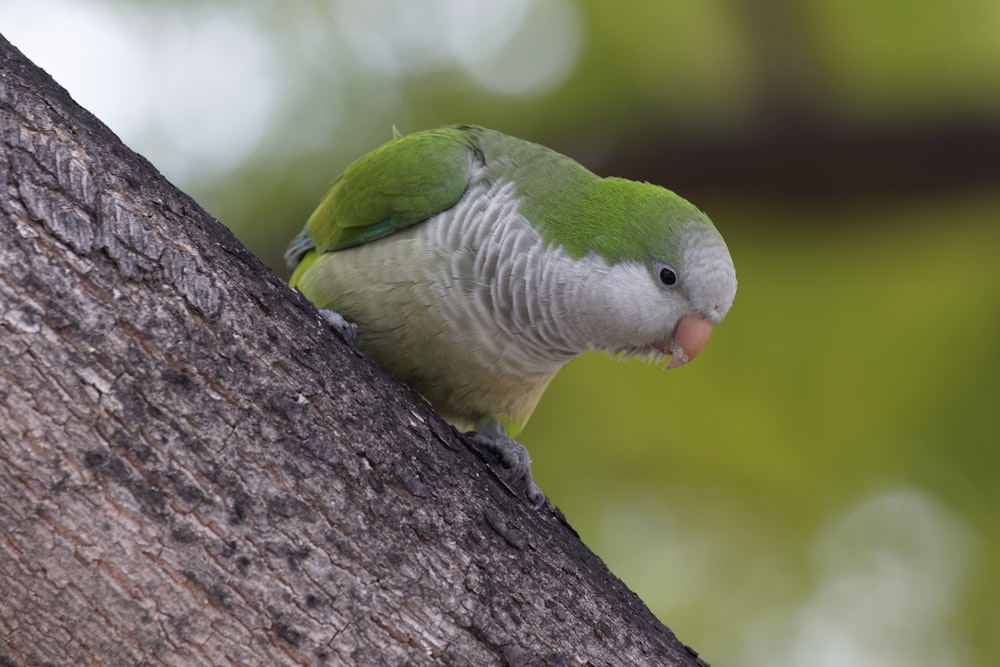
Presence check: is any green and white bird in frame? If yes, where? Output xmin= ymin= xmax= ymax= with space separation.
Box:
xmin=286 ymin=125 xmax=736 ymax=508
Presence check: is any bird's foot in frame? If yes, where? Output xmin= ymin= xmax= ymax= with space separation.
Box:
xmin=466 ymin=421 xmax=546 ymax=510
xmin=318 ymin=309 xmax=358 ymax=344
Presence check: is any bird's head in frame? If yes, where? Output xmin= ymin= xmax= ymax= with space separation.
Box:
xmin=584 ymin=184 xmax=736 ymax=368
xmin=645 ymin=222 xmax=736 ymax=368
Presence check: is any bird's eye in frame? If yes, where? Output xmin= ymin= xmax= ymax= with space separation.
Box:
xmin=657 ymin=264 xmax=679 ymax=287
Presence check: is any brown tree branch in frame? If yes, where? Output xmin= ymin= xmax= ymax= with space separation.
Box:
xmin=0 ymin=34 xmax=705 ymax=666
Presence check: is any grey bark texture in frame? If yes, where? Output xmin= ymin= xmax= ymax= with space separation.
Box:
xmin=0 ymin=34 xmax=706 ymax=667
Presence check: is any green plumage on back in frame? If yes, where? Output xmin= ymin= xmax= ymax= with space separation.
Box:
xmin=287 ymin=127 xmax=478 ymax=286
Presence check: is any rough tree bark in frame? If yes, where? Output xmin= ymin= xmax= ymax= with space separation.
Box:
xmin=0 ymin=35 xmax=706 ymax=667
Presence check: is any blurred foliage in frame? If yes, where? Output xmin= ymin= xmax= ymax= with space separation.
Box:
xmin=4 ymin=0 xmax=999 ymax=665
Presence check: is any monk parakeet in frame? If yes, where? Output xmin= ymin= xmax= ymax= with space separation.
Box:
xmin=286 ymin=125 xmax=736 ymax=508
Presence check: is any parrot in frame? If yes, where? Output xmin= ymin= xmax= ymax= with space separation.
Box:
xmin=285 ymin=125 xmax=737 ymax=509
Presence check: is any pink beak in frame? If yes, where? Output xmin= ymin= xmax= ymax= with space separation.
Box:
xmin=664 ymin=315 xmax=714 ymax=369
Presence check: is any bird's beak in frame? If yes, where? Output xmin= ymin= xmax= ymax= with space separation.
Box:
xmin=664 ymin=315 xmax=714 ymax=369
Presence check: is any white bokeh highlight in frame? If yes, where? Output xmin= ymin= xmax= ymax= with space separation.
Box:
xmin=1 ymin=0 xmax=582 ymax=187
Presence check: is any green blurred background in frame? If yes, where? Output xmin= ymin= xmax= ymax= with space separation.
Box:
xmin=5 ymin=1 xmax=999 ymax=664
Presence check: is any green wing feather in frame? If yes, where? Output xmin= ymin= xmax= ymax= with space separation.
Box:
xmin=287 ymin=127 xmax=479 ymax=286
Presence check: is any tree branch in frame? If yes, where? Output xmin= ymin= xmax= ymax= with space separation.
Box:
xmin=0 ymin=34 xmax=705 ymax=666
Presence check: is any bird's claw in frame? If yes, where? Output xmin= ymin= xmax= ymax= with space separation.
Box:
xmin=467 ymin=426 xmax=547 ymax=510
xmin=318 ymin=309 xmax=358 ymax=344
